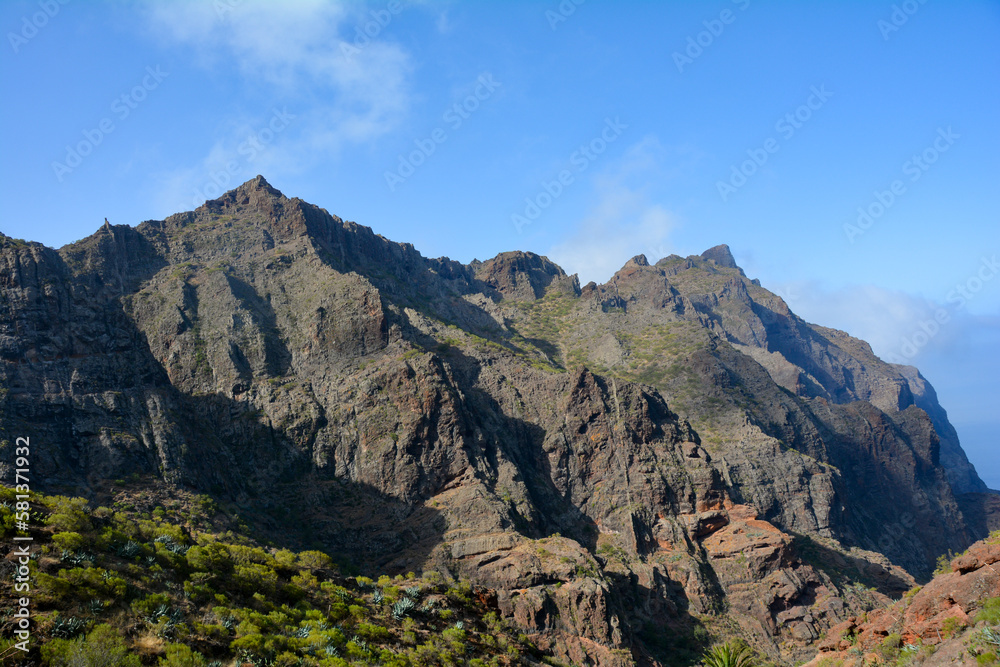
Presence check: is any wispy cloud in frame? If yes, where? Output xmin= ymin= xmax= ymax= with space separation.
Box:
xmin=546 ymin=136 xmax=679 ymax=284
xmin=140 ymin=0 xmax=414 ymax=213
xmin=771 ymin=279 xmax=1000 ymax=374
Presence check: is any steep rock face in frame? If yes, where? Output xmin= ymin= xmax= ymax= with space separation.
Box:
xmin=474 ymin=251 xmax=579 ymax=301
xmin=0 ymin=177 xmax=993 ymax=666
xmin=896 ymin=364 xmax=987 ymax=495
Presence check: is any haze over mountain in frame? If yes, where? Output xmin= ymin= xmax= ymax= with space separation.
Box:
xmin=2 ymin=176 xmax=996 ymax=665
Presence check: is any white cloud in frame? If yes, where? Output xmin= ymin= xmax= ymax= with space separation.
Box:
xmin=768 ymin=279 xmax=997 ymax=370
xmin=546 ymin=137 xmax=679 ymax=284
xmin=140 ymin=0 xmax=414 ymax=213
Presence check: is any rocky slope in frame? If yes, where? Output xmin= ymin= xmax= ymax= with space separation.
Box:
xmin=0 ymin=176 xmax=994 ymax=666
xmin=806 ymin=534 xmax=1000 ymax=666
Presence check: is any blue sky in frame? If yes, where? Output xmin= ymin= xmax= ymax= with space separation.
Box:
xmin=2 ymin=0 xmax=998 ymax=487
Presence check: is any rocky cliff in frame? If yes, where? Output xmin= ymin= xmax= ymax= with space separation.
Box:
xmin=0 ymin=176 xmax=993 ymax=666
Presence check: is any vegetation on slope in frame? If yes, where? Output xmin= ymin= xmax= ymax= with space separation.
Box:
xmin=0 ymin=484 xmax=541 ymax=666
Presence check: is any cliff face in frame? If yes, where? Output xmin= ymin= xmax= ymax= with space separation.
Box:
xmin=0 ymin=176 xmax=992 ymax=666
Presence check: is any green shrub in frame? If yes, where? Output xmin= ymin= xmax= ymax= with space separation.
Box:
xmin=877 ymin=633 xmax=902 ymax=662
xmin=52 ymin=531 xmax=87 ymax=552
xmin=42 ymin=624 xmax=140 ymax=667
xmin=297 ymin=550 xmax=334 ymax=570
xmin=977 ymin=598 xmax=1000 ymax=625
xmin=159 ymin=643 xmax=208 ymax=667
xmin=186 ymin=543 xmax=232 ymax=573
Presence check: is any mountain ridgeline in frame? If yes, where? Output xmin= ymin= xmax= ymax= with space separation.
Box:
xmin=1 ymin=176 xmax=995 ymax=666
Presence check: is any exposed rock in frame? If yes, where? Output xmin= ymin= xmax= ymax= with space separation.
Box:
xmin=805 ymin=537 xmax=1000 ymax=667
xmin=0 ymin=177 xmax=994 ymax=666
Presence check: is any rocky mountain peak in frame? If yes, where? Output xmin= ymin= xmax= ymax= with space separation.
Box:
xmin=475 ymin=250 xmax=577 ymax=300
xmin=700 ymin=243 xmax=739 ymax=268
xmin=2 ymin=177 xmax=996 ymax=667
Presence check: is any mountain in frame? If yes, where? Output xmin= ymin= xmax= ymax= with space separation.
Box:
xmin=0 ymin=175 xmax=995 ymax=666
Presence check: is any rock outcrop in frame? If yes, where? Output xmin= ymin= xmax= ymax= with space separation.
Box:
xmin=807 ymin=536 xmax=1000 ymax=667
xmin=0 ymin=176 xmax=994 ymax=666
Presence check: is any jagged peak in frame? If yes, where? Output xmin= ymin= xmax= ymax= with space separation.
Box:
xmin=477 ymin=250 xmax=567 ymax=278
xmin=235 ymin=174 xmax=282 ymax=198
xmin=475 ymin=250 xmax=575 ymax=300
xmin=700 ymin=244 xmax=738 ymax=269
xmin=624 ymin=254 xmax=649 ymax=268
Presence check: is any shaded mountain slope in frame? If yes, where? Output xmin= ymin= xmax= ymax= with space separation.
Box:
xmin=0 ymin=176 xmax=993 ymax=666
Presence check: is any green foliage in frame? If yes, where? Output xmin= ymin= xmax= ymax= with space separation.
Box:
xmin=52 ymin=531 xmax=87 ymax=552
xmin=4 ymin=488 xmax=542 ymax=666
xmin=977 ymin=598 xmax=1000 ymax=625
xmin=941 ymin=616 xmax=964 ymax=639
xmin=701 ymin=641 xmax=757 ymax=667
xmin=876 ymin=633 xmax=902 ymax=662
xmin=42 ymin=624 xmax=141 ymax=667
xmin=935 ymin=551 xmax=956 ymax=575
xmin=160 ymin=643 xmax=209 ymax=667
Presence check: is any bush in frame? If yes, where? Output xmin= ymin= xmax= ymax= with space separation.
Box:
xmin=977 ymin=597 xmax=1000 ymax=625
xmin=42 ymin=624 xmax=140 ymax=667
xmin=52 ymin=531 xmax=87 ymax=552
xmin=159 ymin=643 xmax=208 ymax=667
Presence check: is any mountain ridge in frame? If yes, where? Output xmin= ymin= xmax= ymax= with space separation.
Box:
xmin=0 ymin=175 xmax=994 ymax=666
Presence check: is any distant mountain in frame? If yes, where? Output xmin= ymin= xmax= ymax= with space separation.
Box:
xmin=1 ymin=175 xmax=994 ymax=666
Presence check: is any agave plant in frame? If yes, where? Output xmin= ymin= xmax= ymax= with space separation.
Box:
xmin=115 ymin=540 xmax=142 ymax=559
xmin=372 ymin=589 xmax=384 ymax=604
xmin=701 ymin=641 xmax=756 ymax=667
xmin=392 ymin=597 xmax=416 ymax=620
xmin=981 ymin=626 xmax=1000 ymax=648
xmin=51 ymin=615 xmax=87 ymax=639
xmin=86 ymin=599 xmax=105 ymax=614
xmin=404 ymin=586 xmax=422 ymax=599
